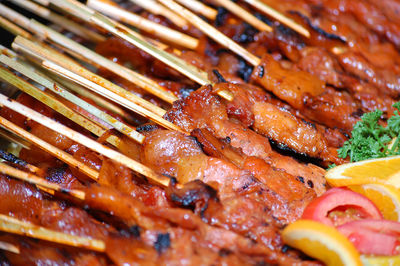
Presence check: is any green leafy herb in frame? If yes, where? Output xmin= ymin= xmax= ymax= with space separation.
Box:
xmin=338 ymin=102 xmax=400 ymax=162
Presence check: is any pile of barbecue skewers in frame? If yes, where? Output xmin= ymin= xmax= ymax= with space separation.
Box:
xmin=0 ymin=0 xmax=399 ymax=264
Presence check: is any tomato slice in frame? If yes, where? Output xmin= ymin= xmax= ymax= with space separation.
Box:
xmin=302 ymin=187 xmax=383 ymax=226
xmin=338 ymin=219 xmax=400 ymax=256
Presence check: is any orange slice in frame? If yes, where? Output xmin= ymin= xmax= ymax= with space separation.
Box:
xmin=282 ymin=219 xmax=361 ymax=266
xmin=361 ymin=255 xmax=400 ymax=266
xmin=325 ymin=156 xmax=400 ymax=187
xmin=348 ymin=184 xmax=400 ymax=222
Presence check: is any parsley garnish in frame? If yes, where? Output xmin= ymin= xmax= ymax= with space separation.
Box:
xmin=338 ymin=102 xmax=400 ymax=162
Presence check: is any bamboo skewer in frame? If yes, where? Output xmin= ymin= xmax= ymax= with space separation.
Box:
xmin=28 ymin=19 xmax=178 ymax=104
xmin=159 ymin=0 xmax=261 ymax=66
xmin=0 ymin=3 xmax=30 ymax=31
xmin=8 ymin=0 xmax=106 ymax=43
xmin=0 ymin=94 xmax=171 ymax=187
xmin=87 ymin=0 xmax=198 ymax=50
xmin=0 ymin=127 xmax=31 ymax=150
xmin=48 ymin=0 xmax=234 ymax=101
xmin=12 ymin=36 xmax=178 ymax=130
xmin=0 ymin=65 xmax=120 ymax=143
xmin=0 ymin=45 xmax=17 ymax=59
xmin=31 ymin=0 xmax=49 ymax=6
xmin=128 ymin=0 xmax=188 ymax=28
xmin=242 ymin=0 xmax=310 ymax=38
xmin=0 ymin=162 xmax=85 ymax=200
xmin=0 ymin=214 xmax=105 ymax=252
xmin=0 ymin=6 xmax=178 ymax=104
xmin=48 ymin=74 xmax=133 ymax=122
xmin=212 ymin=0 xmax=272 ymax=32
xmin=0 ymin=241 xmax=19 ymax=254
xmin=0 ymin=116 xmax=100 ymax=181
xmin=42 ymin=60 xmax=185 ymax=134
xmin=174 ymin=0 xmax=217 ymax=20
xmin=0 ymin=15 xmax=32 ymax=39
xmin=0 ymin=54 xmax=146 ymax=144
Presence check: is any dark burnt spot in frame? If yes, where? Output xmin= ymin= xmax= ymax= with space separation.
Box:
xmin=275 ymin=24 xmax=306 ymax=49
xmin=289 ymin=10 xmax=346 ymax=43
xmin=234 ymin=23 xmax=258 ymax=44
xmin=258 ymin=66 xmax=265 ymax=78
xmin=136 ymin=124 xmax=159 ymax=132
xmin=154 ymin=233 xmax=170 ymax=254
xmin=60 ymin=188 xmax=70 ymax=194
xmin=301 ymin=118 xmax=316 ymax=129
xmin=167 ymin=180 xmax=219 ymax=214
xmin=46 ymin=165 xmax=68 ymax=184
xmin=269 ymin=139 xmax=322 ymax=165
xmin=351 ymin=108 xmax=364 ymax=118
xmin=237 ymin=58 xmax=253 ymax=82
xmin=307 ymin=180 xmax=314 ymax=188
xmin=225 ymin=136 xmax=231 ymax=144
xmin=297 ymin=176 xmax=305 ymax=183
xmin=254 ymin=13 xmax=274 ymax=26
xmin=212 ymin=69 xmax=227 ymax=83
xmin=218 ymin=248 xmax=233 ymax=257
xmin=216 ymin=48 xmax=231 ymax=56
xmin=281 ymin=244 xmax=292 ymax=253
xmin=119 ymin=225 xmax=141 ymax=238
xmin=215 ymin=7 xmax=228 ymax=27
xmin=59 ymin=248 xmax=73 ymax=260
xmin=0 ymin=149 xmax=27 ymax=167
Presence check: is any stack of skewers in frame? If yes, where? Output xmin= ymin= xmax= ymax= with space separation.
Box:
xmin=0 ymin=0 xmax=399 ymax=264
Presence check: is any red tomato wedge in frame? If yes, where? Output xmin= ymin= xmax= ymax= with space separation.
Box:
xmin=338 ymin=219 xmax=400 ymax=256
xmin=302 ymin=187 xmax=383 ymax=226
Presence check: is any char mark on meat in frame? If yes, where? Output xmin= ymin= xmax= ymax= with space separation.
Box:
xmin=289 ymin=11 xmax=346 ymax=43
xmin=215 ymin=7 xmax=228 ymax=27
xmin=136 ymin=124 xmax=160 ymax=133
xmin=269 ymin=139 xmax=322 ymax=166
xmin=154 ymin=233 xmax=171 ymax=254
xmin=0 ymin=149 xmax=27 ymax=167
xmin=167 ymin=180 xmax=219 ymax=216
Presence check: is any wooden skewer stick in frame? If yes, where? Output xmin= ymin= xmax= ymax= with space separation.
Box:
xmin=0 ymin=15 xmax=32 ymax=39
xmin=87 ymin=0 xmax=198 ymax=50
xmin=212 ymin=0 xmax=272 ymax=32
xmin=42 ymin=60 xmax=185 ymax=134
xmin=0 ymin=54 xmax=146 ymax=144
xmin=8 ymin=0 xmax=106 ymax=43
xmin=48 ymin=73 xmax=133 ymax=122
xmin=12 ymin=37 xmax=180 ymax=134
xmin=0 ymin=3 xmax=30 ymax=31
xmin=128 ymin=0 xmax=188 ymax=28
xmin=0 ymin=241 xmax=19 ymax=254
xmin=0 ymin=214 xmax=105 ymax=252
xmin=31 ymin=0 xmax=49 ymax=6
xmin=13 ymin=36 xmax=168 ymax=118
xmin=159 ymin=0 xmax=260 ymax=66
xmin=48 ymin=0 xmax=234 ymax=101
xmin=0 ymin=95 xmax=171 ymax=187
xmin=0 ymin=126 xmax=31 ymax=150
xmin=0 ymin=45 xmax=17 ymax=58
xmin=0 ymin=116 xmax=100 ymax=181
xmin=174 ymin=0 xmax=217 ymax=20
xmin=242 ymin=0 xmax=310 ymax=38
xmin=0 ymin=162 xmax=85 ymax=200
xmin=28 ymin=19 xmax=178 ymax=104
xmin=0 ymin=65 xmax=124 ymax=147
